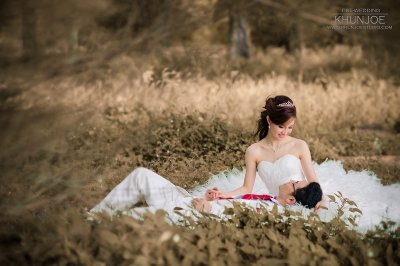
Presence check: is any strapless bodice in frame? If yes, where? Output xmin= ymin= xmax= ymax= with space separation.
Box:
xmin=257 ymin=154 xmax=306 ymax=196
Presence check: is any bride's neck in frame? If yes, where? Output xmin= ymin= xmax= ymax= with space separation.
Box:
xmin=264 ymin=135 xmax=284 ymax=145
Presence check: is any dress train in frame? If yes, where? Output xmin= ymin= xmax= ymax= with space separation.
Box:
xmin=190 ymin=159 xmax=400 ymax=232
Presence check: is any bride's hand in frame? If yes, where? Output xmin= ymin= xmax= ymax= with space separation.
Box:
xmin=205 ymin=187 xmax=223 ymax=201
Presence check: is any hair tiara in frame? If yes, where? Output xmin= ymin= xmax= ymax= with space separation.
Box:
xmin=277 ymin=101 xmax=295 ymax=107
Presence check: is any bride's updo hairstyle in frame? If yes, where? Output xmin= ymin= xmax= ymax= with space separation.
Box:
xmin=255 ymin=95 xmax=296 ymax=140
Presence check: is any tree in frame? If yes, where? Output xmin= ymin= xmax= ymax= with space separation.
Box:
xmin=20 ymin=0 xmax=39 ymax=58
xmin=214 ymin=0 xmax=252 ymax=59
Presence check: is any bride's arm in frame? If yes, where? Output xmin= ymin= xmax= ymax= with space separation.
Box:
xmin=219 ymin=145 xmax=258 ymax=198
xmin=298 ymin=140 xmax=320 ymax=184
xmin=299 ymin=140 xmax=327 ymax=210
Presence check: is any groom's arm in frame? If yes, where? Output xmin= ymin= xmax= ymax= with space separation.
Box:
xmin=192 ymin=198 xmax=233 ymax=216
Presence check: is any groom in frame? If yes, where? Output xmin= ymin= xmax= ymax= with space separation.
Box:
xmin=192 ymin=181 xmax=323 ymax=214
xmin=90 ymin=167 xmax=323 ymax=220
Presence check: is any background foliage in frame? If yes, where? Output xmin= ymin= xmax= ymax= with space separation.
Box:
xmin=0 ymin=0 xmax=399 ymax=264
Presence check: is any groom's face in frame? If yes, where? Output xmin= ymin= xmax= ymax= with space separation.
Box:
xmin=278 ymin=180 xmax=308 ymax=204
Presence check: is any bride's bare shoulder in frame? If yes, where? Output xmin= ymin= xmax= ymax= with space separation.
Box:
xmin=291 ymin=137 xmax=310 ymax=150
xmin=246 ymin=142 xmax=263 ymax=157
xmin=245 ymin=143 xmax=265 ymax=165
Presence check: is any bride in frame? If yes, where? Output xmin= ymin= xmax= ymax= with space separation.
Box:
xmin=90 ymin=95 xmax=400 ymax=231
xmin=201 ymin=95 xmax=324 ymax=210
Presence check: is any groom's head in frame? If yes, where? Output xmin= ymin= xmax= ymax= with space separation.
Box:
xmin=293 ymin=182 xmax=323 ymax=208
xmin=278 ymin=181 xmax=322 ymax=209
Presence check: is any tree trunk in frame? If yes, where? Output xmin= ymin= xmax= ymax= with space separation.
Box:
xmin=69 ymin=24 xmax=79 ymax=53
xmin=229 ymin=15 xmax=250 ymax=59
xmin=21 ymin=0 xmax=38 ymax=58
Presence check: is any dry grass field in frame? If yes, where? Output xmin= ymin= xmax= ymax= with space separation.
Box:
xmin=0 ymin=43 xmax=399 ymax=264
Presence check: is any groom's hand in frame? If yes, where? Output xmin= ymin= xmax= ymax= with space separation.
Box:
xmin=205 ymin=187 xmax=222 ymax=201
xmin=314 ymin=199 xmax=328 ymax=212
xmin=192 ymin=198 xmax=212 ymax=213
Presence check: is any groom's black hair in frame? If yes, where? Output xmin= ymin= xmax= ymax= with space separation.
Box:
xmin=294 ymin=182 xmax=322 ymax=209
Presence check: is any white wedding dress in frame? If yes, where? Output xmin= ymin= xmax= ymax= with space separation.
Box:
xmin=91 ymin=154 xmax=400 ymax=233
xmin=191 ymin=155 xmax=400 ymax=233
xmin=191 ymin=154 xmax=306 ymax=200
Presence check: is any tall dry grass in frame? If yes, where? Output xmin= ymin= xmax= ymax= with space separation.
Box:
xmin=15 ymin=45 xmax=399 ymax=132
